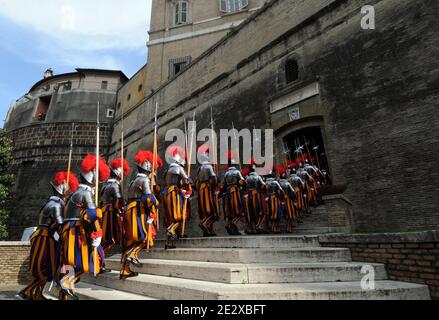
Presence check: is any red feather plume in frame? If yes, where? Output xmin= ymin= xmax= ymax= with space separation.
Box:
xmin=99 ymin=158 xmax=110 ymax=182
xmin=135 ymin=150 xmax=163 ymax=169
xmin=155 ymin=154 xmax=164 ymax=169
xmin=167 ymin=145 xmax=186 ymax=160
xmin=241 ymin=168 xmax=250 ymax=177
xmin=225 ymin=150 xmax=235 ymax=161
xmin=277 ymin=165 xmax=287 ymax=176
xmin=198 ymin=145 xmax=210 ymax=155
xmin=81 ymin=154 xmax=110 ymax=182
xmin=53 ymin=171 xmax=79 ymax=192
xmin=68 ymin=173 xmax=79 ymax=192
xmin=54 ymin=172 xmax=68 ymax=186
xmin=111 ymin=158 xmax=131 ymax=176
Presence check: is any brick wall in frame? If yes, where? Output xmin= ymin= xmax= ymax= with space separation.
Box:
xmin=320 ymin=231 xmax=439 ymax=300
xmin=109 ymin=0 xmax=439 ymax=234
xmin=0 ymin=242 xmax=31 ymax=285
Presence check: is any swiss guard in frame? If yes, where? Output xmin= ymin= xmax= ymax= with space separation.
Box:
xmin=196 ymin=145 xmax=219 ymax=237
xmin=278 ymin=165 xmax=297 ymax=233
xmin=244 ymin=160 xmax=266 ymax=235
xmin=163 ymin=146 xmax=192 ymax=249
xmin=221 ymin=151 xmax=246 ymax=236
xmin=101 ymin=158 xmax=131 ymax=252
xmin=17 ymin=172 xmax=79 ymax=300
xmin=59 ymin=155 xmax=110 ymax=300
xmin=287 ymin=161 xmax=305 ymax=223
xmin=121 ymin=150 xmax=158 ymax=280
xmin=265 ymin=167 xmax=285 ymax=234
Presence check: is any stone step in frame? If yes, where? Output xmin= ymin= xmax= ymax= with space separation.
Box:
xmin=131 ymin=247 xmax=352 ymax=263
xmin=153 ymin=235 xmax=321 ymax=249
xmin=105 ymin=258 xmax=387 ymax=284
xmin=75 ymin=282 xmax=156 ymax=300
xmin=85 ymin=272 xmax=430 ymax=300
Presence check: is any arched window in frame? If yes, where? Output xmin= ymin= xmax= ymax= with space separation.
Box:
xmin=285 ymin=59 xmax=299 ymax=83
xmin=219 ymin=0 xmax=248 ymax=14
xmin=175 ymin=1 xmax=189 ymax=25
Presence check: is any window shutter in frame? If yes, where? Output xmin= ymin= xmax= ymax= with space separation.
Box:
xmin=219 ymin=0 xmax=227 ymax=12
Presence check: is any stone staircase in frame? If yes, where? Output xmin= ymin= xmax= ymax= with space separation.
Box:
xmin=77 ymin=235 xmax=430 ymax=300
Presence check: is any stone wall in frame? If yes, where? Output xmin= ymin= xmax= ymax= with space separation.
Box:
xmin=6 ymin=122 xmax=112 ymax=239
xmin=0 ymin=242 xmax=31 ymax=285
xmin=109 ymin=0 xmax=439 ymax=234
xmin=320 ymin=231 xmax=439 ymax=300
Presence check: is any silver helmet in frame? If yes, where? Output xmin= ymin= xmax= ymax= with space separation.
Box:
xmin=51 ymin=181 xmax=67 ymax=196
xmin=111 ymin=166 xmax=123 ymax=178
xmin=137 ymin=160 xmax=152 ymax=173
xmin=80 ymin=169 xmax=96 ymax=185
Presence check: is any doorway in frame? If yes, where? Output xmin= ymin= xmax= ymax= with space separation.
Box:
xmin=34 ymin=95 xmax=51 ymax=122
xmin=282 ymin=126 xmax=331 ymax=175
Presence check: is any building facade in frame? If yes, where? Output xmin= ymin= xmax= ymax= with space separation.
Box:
xmin=4 ymin=69 xmax=128 ymax=238
xmin=4 ymin=0 xmax=439 ymax=238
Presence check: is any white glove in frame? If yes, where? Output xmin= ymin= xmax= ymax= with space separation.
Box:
xmin=91 ymin=237 xmax=102 ymax=248
xmin=147 ymin=218 xmax=154 ymax=225
xmin=243 ymin=194 xmax=249 ymax=199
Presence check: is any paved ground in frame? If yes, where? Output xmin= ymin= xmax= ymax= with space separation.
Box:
xmin=0 ymin=285 xmax=21 ymax=300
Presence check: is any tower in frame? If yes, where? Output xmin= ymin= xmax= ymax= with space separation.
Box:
xmin=145 ymin=0 xmax=265 ymax=91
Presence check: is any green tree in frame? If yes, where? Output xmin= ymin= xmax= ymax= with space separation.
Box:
xmin=0 ymin=129 xmax=14 ymax=240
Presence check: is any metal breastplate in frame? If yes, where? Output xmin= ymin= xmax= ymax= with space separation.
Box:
xmin=39 ymin=196 xmax=64 ymax=227
xmin=165 ymin=164 xmax=187 ymax=186
xmin=128 ymin=175 xmax=151 ymax=200
xmin=246 ymin=173 xmax=262 ymax=190
xmin=64 ymin=186 xmax=95 ymax=221
xmin=266 ymin=178 xmax=280 ymax=195
xmin=101 ymin=180 xmax=121 ymax=205
xmin=224 ymin=168 xmax=242 ymax=186
xmin=198 ymin=163 xmax=215 ymax=182
xmin=289 ymin=175 xmax=302 ymax=188
xmin=279 ymin=179 xmax=294 ymax=197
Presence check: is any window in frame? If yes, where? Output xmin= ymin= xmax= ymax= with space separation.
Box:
xmin=127 ymin=94 xmax=131 ymax=101
xmin=117 ymin=102 xmax=121 ymax=110
xmin=168 ymin=56 xmax=192 ymax=78
xmin=138 ymin=84 xmax=143 ymax=92
xmin=101 ymin=81 xmax=108 ymax=90
xmin=106 ymin=109 xmax=115 ymax=118
xmin=175 ymin=1 xmax=189 ymax=25
xmin=219 ymin=0 xmax=248 ymax=14
xmin=285 ymin=59 xmax=299 ymax=83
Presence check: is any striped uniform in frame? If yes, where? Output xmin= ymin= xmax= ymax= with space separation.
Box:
xmin=221 ymin=167 xmax=246 ymax=235
xmin=245 ymin=172 xmax=266 ymax=233
xmin=121 ymin=173 xmax=157 ymax=276
xmin=265 ymin=178 xmax=285 ymax=233
xmin=60 ymin=185 xmax=104 ymax=295
xmin=196 ymin=161 xmax=219 ymax=236
xmin=279 ymin=179 xmax=297 ymax=233
xmin=18 ymin=196 xmax=64 ymax=300
xmin=162 ymin=163 xmax=191 ymax=246
xmin=100 ymin=179 xmax=124 ymax=251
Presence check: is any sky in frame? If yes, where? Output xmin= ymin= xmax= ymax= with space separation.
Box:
xmin=0 ymin=0 xmax=152 ymax=127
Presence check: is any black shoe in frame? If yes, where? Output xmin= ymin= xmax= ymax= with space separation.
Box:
xmin=165 ymin=244 xmax=177 ymax=250
xmin=119 ymin=272 xmax=139 ymax=280
xmin=225 ymin=225 xmax=234 ymax=235
xmin=16 ymin=292 xmax=31 ymax=300
xmin=126 ymin=257 xmax=142 ymax=268
xmin=60 ymin=288 xmax=78 ymax=301
xmin=99 ymin=268 xmax=112 ymax=274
